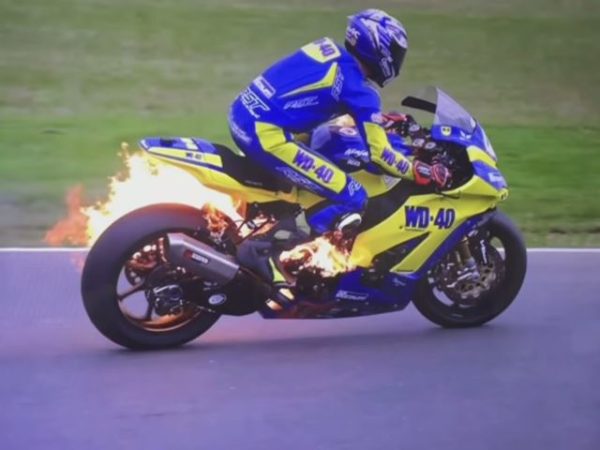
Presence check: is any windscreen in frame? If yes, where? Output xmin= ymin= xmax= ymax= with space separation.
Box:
xmin=401 ymin=86 xmax=476 ymax=134
xmin=401 ymin=86 xmax=497 ymax=159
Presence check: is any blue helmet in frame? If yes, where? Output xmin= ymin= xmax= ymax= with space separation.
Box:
xmin=345 ymin=9 xmax=408 ymax=88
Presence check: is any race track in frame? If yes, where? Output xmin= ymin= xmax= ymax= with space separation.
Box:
xmin=1 ymin=250 xmax=599 ymax=450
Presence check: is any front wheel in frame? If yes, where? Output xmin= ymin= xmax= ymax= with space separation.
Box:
xmin=413 ymin=211 xmax=527 ymax=328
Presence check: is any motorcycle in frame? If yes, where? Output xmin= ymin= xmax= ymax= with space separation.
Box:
xmin=81 ymin=86 xmax=527 ymax=349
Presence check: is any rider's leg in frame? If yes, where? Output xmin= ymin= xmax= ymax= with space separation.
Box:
xmin=229 ymin=117 xmax=367 ymax=307
xmin=228 ymin=104 xmax=367 ymax=229
xmin=251 ymin=121 xmax=367 ymax=234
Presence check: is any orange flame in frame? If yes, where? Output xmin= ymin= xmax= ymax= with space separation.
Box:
xmin=46 ymin=145 xmax=355 ymax=278
xmin=280 ymin=234 xmax=355 ymax=278
xmin=46 ymin=147 xmax=241 ymax=246
xmin=45 ymin=185 xmax=89 ymax=246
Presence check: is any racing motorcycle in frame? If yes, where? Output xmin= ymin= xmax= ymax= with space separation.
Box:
xmin=81 ymin=87 xmax=527 ymax=349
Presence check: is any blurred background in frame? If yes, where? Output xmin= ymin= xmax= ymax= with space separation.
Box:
xmin=1 ymin=0 xmax=599 ymax=246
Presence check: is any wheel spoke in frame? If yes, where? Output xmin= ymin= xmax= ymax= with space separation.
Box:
xmin=114 ymin=234 xmax=217 ymax=332
xmin=117 ymin=281 xmax=146 ymax=301
xmin=143 ymin=301 xmax=154 ymax=321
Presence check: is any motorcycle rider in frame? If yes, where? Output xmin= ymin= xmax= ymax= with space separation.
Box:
xmin=229 ymin=9 xmax=450 ymax=305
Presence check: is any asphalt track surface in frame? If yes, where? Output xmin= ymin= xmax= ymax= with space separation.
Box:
xmin=1 ymin=250 xmax=599 ymax=450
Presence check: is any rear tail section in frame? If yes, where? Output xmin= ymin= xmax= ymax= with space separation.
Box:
xmin=139 ymin=137 xmax=296 ymax=203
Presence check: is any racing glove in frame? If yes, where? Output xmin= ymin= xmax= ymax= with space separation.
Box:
xmin=382 ymin=113 xmax=421 ymax=138
xmin=413 ymin=161 xmax=451 ymax=189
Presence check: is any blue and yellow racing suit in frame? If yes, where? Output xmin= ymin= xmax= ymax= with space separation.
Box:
xmin=228 ymin=37 xmax=414 ymax=234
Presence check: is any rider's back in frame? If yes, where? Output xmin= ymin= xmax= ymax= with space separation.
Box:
xmin=239 ymin=37 xmax=380 ymax=132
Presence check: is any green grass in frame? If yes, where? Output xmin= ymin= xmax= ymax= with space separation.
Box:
xmin=1 ymin=0 xmax=599 ymax=245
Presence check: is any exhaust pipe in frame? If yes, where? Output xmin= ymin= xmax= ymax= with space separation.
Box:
xmin=166 ymin=233 xmax=239 ymax=285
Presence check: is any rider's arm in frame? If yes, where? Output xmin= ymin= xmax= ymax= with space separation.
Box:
xmin=355 ymin=114 xmax=415 ymax=179
xmin=342 ymin=79 xmax=414 ymax=179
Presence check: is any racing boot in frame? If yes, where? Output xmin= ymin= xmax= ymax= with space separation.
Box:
xmin=270 ymin=213 xmax=362 ymax=309
xmin=327 ymin=212 xmax=363 ymax=251
xmin=238 ymin=212 xmax=362 ymax=310
xmin=335 ymin=212 xmax=362 ymax=238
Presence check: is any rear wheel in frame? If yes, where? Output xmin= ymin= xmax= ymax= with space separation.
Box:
xmin=82 ymin=204 xmax=222 ymax=350
xmin=413 ymin=211 xmax=527 ymax=328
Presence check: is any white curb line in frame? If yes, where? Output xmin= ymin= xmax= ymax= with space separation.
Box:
xmin=0 ymin=247 xmax=599 ymax=253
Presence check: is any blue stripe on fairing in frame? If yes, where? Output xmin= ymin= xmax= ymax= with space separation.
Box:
xmin=193 ymin=138 xmax=218 ymax=154
xmin=384 ymin=211 xmax=494 ymax=291
xmin=139 ymin=137 xmax=218 ymax=154
xmin=472 ymin=161 xmax=507 ymax=190
xmin=416 ymin=212 xmax=494 ymax=276
xmin=148 ymin=153 xmax=225 ymax=172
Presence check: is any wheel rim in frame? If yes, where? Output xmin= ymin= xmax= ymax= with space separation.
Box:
xmin=424 ymin=230 xmax=509 ymax=322
xmin=116 ymin=236 xmax=207 ymax=333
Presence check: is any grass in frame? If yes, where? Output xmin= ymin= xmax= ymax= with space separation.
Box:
xmin=1 ymin=0 xmax=599 ymax=245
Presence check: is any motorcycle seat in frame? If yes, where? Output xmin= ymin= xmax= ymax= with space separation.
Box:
xmin=214 ymin=143 xmax=294 ymax=193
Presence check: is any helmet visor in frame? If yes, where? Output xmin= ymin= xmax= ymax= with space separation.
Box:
xmin=379 ymin=40 xmax=406 ymax=86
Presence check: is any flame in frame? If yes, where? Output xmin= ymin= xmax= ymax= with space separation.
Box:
xmin=280 ymin=234 xmax=355 ymax=278
xmin=46 ymin=146 xmax=241 ymax=246
xmin=45 ymin=185 xmax=89 ymax=246
xmin=46 ymin=145 xmax=355 ymax=278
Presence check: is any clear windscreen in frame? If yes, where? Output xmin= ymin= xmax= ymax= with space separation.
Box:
xmin=401 ymin=86 xmax=476 ymax=133
xmin=401 ymin=86 xmax=497 ymax=160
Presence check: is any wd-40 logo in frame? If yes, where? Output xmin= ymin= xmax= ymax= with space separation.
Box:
xmin=292 ymin=150 xmax=334 ymax=184
xmin=404 ymin=206 xmax=456 ymax=230
xmin=293 ymin=150 xmax=315 ymax=171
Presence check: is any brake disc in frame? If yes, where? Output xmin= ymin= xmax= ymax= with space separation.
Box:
xmin=437 ymin=244 xmax=505 ymax=305
xmin=124 ymin=240 xmax=165 ymax=285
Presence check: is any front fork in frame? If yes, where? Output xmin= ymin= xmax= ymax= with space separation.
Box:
xmin=455 ymin=237 xmax=481 ymax=282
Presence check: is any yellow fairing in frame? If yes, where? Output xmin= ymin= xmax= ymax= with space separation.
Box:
xmin=146 ymin=146 xmax=297 ymax=204
xmin=350 ymin=189 xmax=462 ymax=270
xmin=350 ymin=146 xmax=508 ymax=271
xmin=149 ymin=139 xmax=508 ymax=274
xmin=467 ymin=146 xmax=496 ymax=167
xmin=148 ymin=147 xmax=223 ymax=169
xmin=446 ymin=146 xmax=508 ymax=201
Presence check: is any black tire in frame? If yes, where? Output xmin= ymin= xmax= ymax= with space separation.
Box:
xmin=81 ymin=204 xmax=220 ymax=350
xmin=413 ymin=211 xmax=527 ymax=328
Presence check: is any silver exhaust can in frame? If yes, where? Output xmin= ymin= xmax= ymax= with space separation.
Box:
xmin=166 ymin=233 xmax=239 ymax=285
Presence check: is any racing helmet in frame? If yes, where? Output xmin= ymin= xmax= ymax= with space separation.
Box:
xmin=345 ymin=9 xmax=408 ymax=88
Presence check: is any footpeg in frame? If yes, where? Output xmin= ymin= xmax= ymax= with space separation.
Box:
xmin=266 ymin=284 xmax=296 ymax=311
